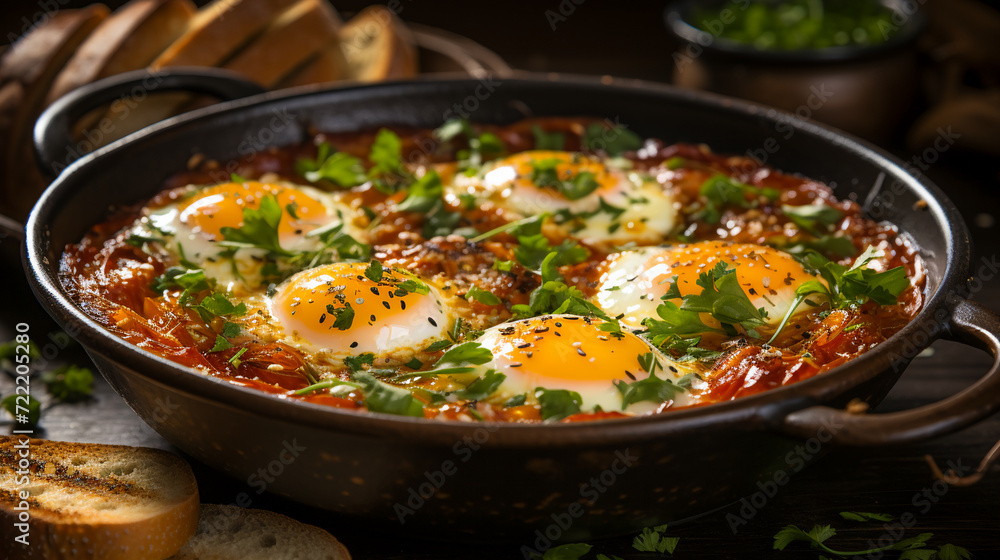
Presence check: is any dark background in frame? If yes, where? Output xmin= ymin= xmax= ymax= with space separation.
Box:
xmin=2 ymin=1 xmax=1000 ymax=558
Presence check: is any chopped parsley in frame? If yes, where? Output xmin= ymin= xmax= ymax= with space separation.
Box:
xmin=532 ymin=125 xmax=566 ymax=150
xmin=782 ymin=203 xmax=843 ymax=235
xmin=353 ymin=371 xmax=424 ymax=417
xmin=364 ymin=260 xmax=384 ymax=282
xmin=693 ymin=174 xmax=780 ymax=223
xmin=296 ymin=143 xmax=366 ymax=187
xmin=529 ymin=157 xmax=600 ymax=201
xmin=581 ymin=122 xmax=643 ymax=156
xmin=465 ymin=285 xmax=501 ymax=306
xmin=41 ymin=364 xmax=94 ymax=402
xmin=434 ymin=118 xmax=506 ymax=171
xmin=535 ymin=387 xmax=583 ymax=421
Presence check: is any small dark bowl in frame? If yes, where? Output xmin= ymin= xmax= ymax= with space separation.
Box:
xmin=21 ymin=72 xmax=1000 ymax=542
xmin=665 ymin=0 xmax=927 ymax=142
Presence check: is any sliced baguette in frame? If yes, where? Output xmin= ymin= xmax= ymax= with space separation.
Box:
xmin=277 ymin=38 xmax=349 ymax=88
xmin=46 ymin=0 xmax=196 ymax=104
xmin=0 ymin=437 xmax=200 ymax=560
xmin=0 ymin=6 xmax=109 ymax=221
xmin=168 ymin=504 xmax=351 ymax=560
xmin=222 ymin=0 xmax=343 ymax=88
xmin=339 ymin=5 xmax=417 ymax=82
xmin=150 ymin=0 xmax=301 ymax=70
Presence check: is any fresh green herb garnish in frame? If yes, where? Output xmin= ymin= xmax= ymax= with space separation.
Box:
xmin=693 ymin=174 xmax=780 ymax=223
xmin=228 ymin=347 xmax=248 ymax=368
xmin=779 ymin=234 xmax=856 ymax=258
xmin=773 ymin=523 xmax=967 ymax=559
xmin=41 ymin=364 xmax=94 ymax=402
xmin=218 ymin=194 xmax=294 ymax=256
xmin=535 ymin=387 xmax=583 ymax=421
xmin=344 ymin=352 xmax=376 ymax=373
xmin=493 ymin=259 xmax=516 ymax=272
xmin=353 ymin=371 xmax=424 ymax=417
xmin=581 ymin=122 xmax=642 ymax=156
xmin=465 ymin=285 xmax=501 ymax=306
xmin=294 ymin=378 xmax=362 ymax=396
xmin=125 ymin=233 xmax=165 ymax=247
xmin=454 ymin=370 xmax=506 ymax=401
xmin=1 ymin=394 xmax=41 ymax=426
xmin=423 ymin=340 xmax=453 ymax=352
xmin=615 ymin=353 xmax=695 ymax=409
xmin=395 ymin=279 xmax=430 ymax=296
xmin=768 ymin=245 xmax=909 ymax=343
xmin=782 ymin=203 xmax=843 ymax=235
xmin=396 ymin=170 xmax=444 ymax=213
xmin=364 ymin=260 xmax=384 ymax=282
xmin=434 ymin=118 xmax=506 ymax=171
xmin=633 ymin=524 xmax=680 ymax=555
xmin=643 ymin=262 xmax=768 ymax=344
xmin=529 ymin=158 xmax=600 ymax=201
xmin=296 ymin=143 xmax=366 ymax=187
xmin=539 ymin=543 xmax=592 ymax=560
xmin=532 ymin=125 xmax=566 ymax=150
xmin=325 ymin=303 xmax=356 ymax=331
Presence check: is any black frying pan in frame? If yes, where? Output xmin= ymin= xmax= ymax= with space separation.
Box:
xmin=16 ymin=71 xmax=1000 ymax=540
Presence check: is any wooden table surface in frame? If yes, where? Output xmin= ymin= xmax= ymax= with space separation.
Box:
xmin=3 ymin=1 xmax=1000 ymax=558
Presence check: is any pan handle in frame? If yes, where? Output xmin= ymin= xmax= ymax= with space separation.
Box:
xmin=34 ymin=68 xmax=266 ymax=178
xmin=780 ymin=298 xmax=1000 ymax=445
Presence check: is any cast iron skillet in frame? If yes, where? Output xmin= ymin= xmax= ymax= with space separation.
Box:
xmin=19 ymin=70 xmax=1000 ymax=540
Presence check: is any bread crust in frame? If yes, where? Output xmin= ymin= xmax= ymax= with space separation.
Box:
xmin=46 ymin=0 xmax=196 ymax=104
xmin=0 ymin=438 xmax=200 ymax=560
xmin=150 ymin=0 xmax=301 ymax=69
xmin=340 ymin=5 xmax=417 ymax=82
xmin=169 ymin=504 xmax=352 ymax=560
xmin=0 ymin=6 xmax=109 ymax=221
xmin=222 ymin=0 xmax=344 ymax=88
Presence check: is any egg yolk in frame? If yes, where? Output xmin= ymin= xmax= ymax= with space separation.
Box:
xmin=179 ymin=181 xmax=328 ymax=240
xmin=638 ymin=241 xmax=817 ymax=302
xmin=484 ymin=315 xmax=654 ymax=383
xmin=483 ymin=151 xmax=620 ymax=199
xmin=269 ymin=262 xmax=449 ymax=354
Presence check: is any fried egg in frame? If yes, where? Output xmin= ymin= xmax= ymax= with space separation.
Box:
xmin=468 ymin=314 xmax=696 ymax=414
xmin=134 ymin=181 xmax=364 ymax=292
xmin=594 ymin=241 xmax=826 ymax=331
xmin=449 ymin=150 xmax=676 ymax=247
xmin=261 ymin=262 xmax=453 ymax=358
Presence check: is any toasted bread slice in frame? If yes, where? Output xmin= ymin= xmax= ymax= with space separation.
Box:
xmin=0 ymin=437 xmax=200 ymax=560
xmin=277 ymin=38 xmax=349 ymax=88
xmin=168 ymin=505 xmax=351 ymax=560
xmin=339 ymin=5 xmax=417 ymax=82
xmin=0 ymin=6 xmax=109 ymax=221
xmin=150 ymin=0 xmax=301 ymax=70
xmin=46 ymin=0 xmax=196 ymax=104
xmin=222 ymin=0 xmax=343 ymax=88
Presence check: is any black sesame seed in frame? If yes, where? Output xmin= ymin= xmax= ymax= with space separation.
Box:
xmin=382 ymin=301 xmax=391 ymax=310
xmin=516 ymin=342 xmax=531 ymax=349
xmin=555 ymin=322 xmax=562 ymax=327
xmin=535 ymin=326 xmax=549 ymax=333
xmin=668 ymin=366 xmax=678 ymax=373
xmin=625 ymin=370 xmax=637 ymax=381
xmin=526 ymin=351 xmax=533 ymax=358
xmin=576 ymin=348 xmax=586 ymax=357
xmin=370 ymin=314 xmax=377 ymax=322
xmin=554 ymin=331 xmax=561 ymax=337
xmin=509 ymin=362 xmax=522 ymax=368
xmin=319 ymin=314 xmax=326 ymax=324
xmin=371 ymin=287 xmax=380 ymax=296
xmin=428 ymin=317 xmax=438 ymax=326
xmin=350 ymin=341 xmax=359 ymax=348
xmin=401 ymin=301 xmax=407 ymax=310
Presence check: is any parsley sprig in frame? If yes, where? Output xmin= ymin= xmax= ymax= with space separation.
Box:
xmin=693 ymin=174 xmax=780 ymax=223
xmin=768 ymin=245 xmax=909 ymax=343
xmin=434 ymin=118 xmax=505 ymax=172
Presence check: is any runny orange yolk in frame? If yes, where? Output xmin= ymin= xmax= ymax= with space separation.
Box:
xmin=638 ymin=241 xmax=818 ymax=303
xmin=178 ymin=181 xmax=328 ymax=240
xmin=490 ymin=151 xmax=620 ymax=198
xmin=269 ymin=263 xmax=449 ymax=353
xmin=487 ymin=316 xmax=654 ymax=382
